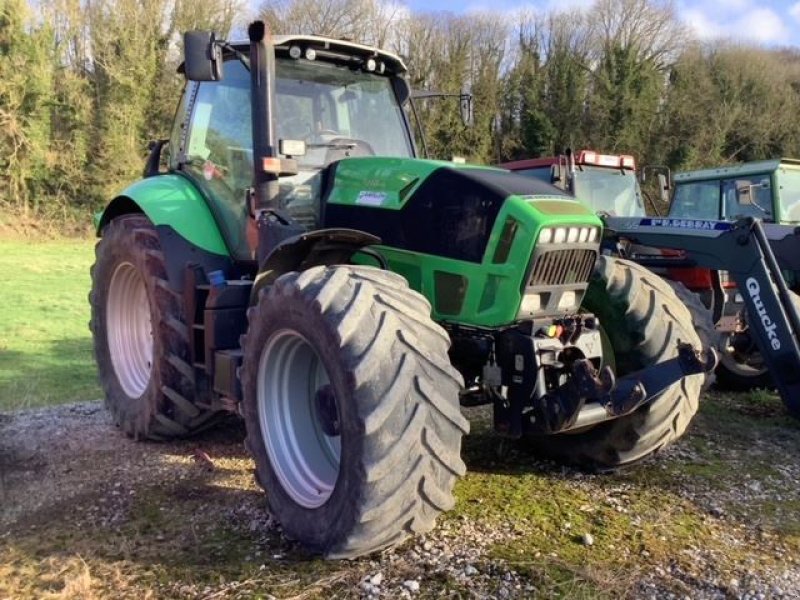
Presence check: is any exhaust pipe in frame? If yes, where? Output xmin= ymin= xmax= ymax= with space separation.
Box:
xmin=247 ymin=21 xmax=279 ymax=213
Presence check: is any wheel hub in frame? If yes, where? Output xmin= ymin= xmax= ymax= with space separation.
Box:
xmin=314 ymin=385 xmax=340 ymax=437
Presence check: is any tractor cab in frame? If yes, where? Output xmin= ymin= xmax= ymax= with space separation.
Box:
xmin=666 ymin=159 xmax=800 ymax=224
xmin=170 ymin=34 xmax=415 ymax=261
xmin=500 ymin=150 xmax=646 ymax=217
xmin=627 ymin=159 xmax=800 ymax=389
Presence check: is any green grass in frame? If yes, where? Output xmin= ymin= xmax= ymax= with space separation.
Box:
xmin=0 ymin=238 xmax=100 ymax=410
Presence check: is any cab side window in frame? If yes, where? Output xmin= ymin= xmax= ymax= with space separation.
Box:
xmin=778 ymin=168 xmax=800 ymax=222
xmin=723 ymin=176 xmax=772 ymax=221
xmin=184 ymin=60 xmax=253 ymax=260
xmin=168 ymin=85 xmax=189 ymax=170
xmin=669 ymin=180 xmax=719 ymax=219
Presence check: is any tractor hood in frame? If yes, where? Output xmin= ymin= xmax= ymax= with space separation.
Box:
xmin=323 ymin=157 xmax=601 ymax=264
xmin=323 ymin=157 xmax=603 ymax=327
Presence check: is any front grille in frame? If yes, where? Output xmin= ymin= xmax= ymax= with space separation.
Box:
xmin=529 ymin=248 xmax=596 ymax=287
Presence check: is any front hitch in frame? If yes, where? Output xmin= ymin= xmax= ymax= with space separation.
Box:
xmin=522 ymin=343 xmax=716 ymax=435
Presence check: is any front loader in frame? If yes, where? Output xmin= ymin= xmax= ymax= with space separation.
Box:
xmin=88 ymin=22 xmax=710 ymax=558
xmin=605 ymin=216 xmax=800 ymax=418
xmin=627 ymin=160 xmax=800 ymax=390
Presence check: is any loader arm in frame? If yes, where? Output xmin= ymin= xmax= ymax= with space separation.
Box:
xmin=604 ymin=216 xmax=800 ymax=416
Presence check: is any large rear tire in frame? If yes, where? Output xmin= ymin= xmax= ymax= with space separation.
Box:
xmin=240 ymin=266 xmax=468 ymax=558
xmin=89 ymin=215 xmax=219 ymax=439
xmin=532 ymin=257 xmax=703 ymax=469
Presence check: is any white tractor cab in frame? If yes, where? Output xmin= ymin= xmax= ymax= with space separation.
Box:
xmin=666 ymin=159 xmax=800 ymax=224
xmin=500 ymin=149 xmax=646 ymax=217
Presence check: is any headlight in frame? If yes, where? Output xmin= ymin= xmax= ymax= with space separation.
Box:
xmin=539 ymin=226 xmax=599 ymax=245
xmin=567 ymin=228 xmax=579 ymax=243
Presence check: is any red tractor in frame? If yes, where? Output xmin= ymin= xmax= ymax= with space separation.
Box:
xmin=500 ymin=149 xmax=648 ymax=217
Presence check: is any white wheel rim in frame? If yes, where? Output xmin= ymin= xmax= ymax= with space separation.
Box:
xmin=257 ymin=329 xmax=341 ymax=509
xmin=107 ymin=262 xmax=153 ymax=398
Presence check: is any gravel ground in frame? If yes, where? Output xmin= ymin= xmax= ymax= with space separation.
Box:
xmin=2 ymin=393 xmax=800 ymax=599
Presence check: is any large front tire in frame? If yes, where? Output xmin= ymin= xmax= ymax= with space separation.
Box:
xmin=241 ymin=266 xmax=468 ymax=558
xmin=665 ymin=280 xmax=717 ymax=390
xmin=89 ymin=215 xmax=219 ymax=439
xmin=533 ymin=257 xmax=704 ymax=468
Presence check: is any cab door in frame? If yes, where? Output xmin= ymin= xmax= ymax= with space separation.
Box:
xmin=183 ymin=59 xmax=254 ymax=261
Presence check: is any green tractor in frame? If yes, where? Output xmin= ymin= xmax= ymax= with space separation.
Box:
xmin=89 ymin=23 xmax=708 ymax=558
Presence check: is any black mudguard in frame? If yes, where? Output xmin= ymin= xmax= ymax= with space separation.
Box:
xmin=250 ymin=228 xmax=382 ymax=303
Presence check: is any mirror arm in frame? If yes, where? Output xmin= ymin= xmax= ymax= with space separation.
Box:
xmin=409 ymin=98 xmax=429 ymax=159
xmin=217 ymin=41 xmax=250 ymax=71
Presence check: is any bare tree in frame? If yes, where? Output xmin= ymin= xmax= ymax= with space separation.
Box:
xmin=259 ymin=0 xmax=402 ymax=47
xmin=591 ymin=0 xmax=688 ymax=68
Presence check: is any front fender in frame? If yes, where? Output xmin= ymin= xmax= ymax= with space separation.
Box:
xmin=251 ymin=228 xmax=382 ymax=303
xmin=96 ymin=174 xmax=229 ymax=258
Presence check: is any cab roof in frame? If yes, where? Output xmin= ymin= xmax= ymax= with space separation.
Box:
xmin=675 ymin=158 xmax=800 ymax=182
xmin=231 ymin=34 xmax=407 ymax=74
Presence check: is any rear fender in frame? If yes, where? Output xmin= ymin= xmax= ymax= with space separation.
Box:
xmin=96 ymin=174 xmax=228 ymax=256
xmin=96 ymin=174 xmax=233 ymax=291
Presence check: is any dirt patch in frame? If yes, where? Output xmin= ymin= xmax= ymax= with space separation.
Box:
xmin=2 ymin=393 xmax=800 ymax=599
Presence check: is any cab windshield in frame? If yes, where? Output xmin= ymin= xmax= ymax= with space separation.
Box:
xmin=275 ymin=58 xmax=413 ymax=167
xmin=572 ymin=166 xmax=644 ymax=216
xmin=669 ymin=174 xmax=773 ymax=221
xmin=181 ymin=56 xmax=413 ymax=259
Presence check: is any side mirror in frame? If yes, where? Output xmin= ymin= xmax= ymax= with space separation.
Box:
xmin=459 ymin=93 xmax=473 ymax=128
xmin=641 ymin=165 xmax=671 ymax=204
xmin=738 ymin=185 xmax=754 ymax=206
xmin=183 ymin=31 xmax=223 ymax=82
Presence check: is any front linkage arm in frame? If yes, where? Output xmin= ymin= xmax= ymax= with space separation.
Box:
xmin=604 ymin=216 xmax=800 ymax=418
xmin=492 ymin=323 xmax=713 ymax=437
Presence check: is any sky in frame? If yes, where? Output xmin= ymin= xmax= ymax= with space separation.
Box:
xmin=402 ymin=0 xmax=800 ymax=47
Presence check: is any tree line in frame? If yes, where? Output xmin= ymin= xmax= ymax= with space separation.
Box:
xmin=3 ymin=0 xmax=800 ymax=223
